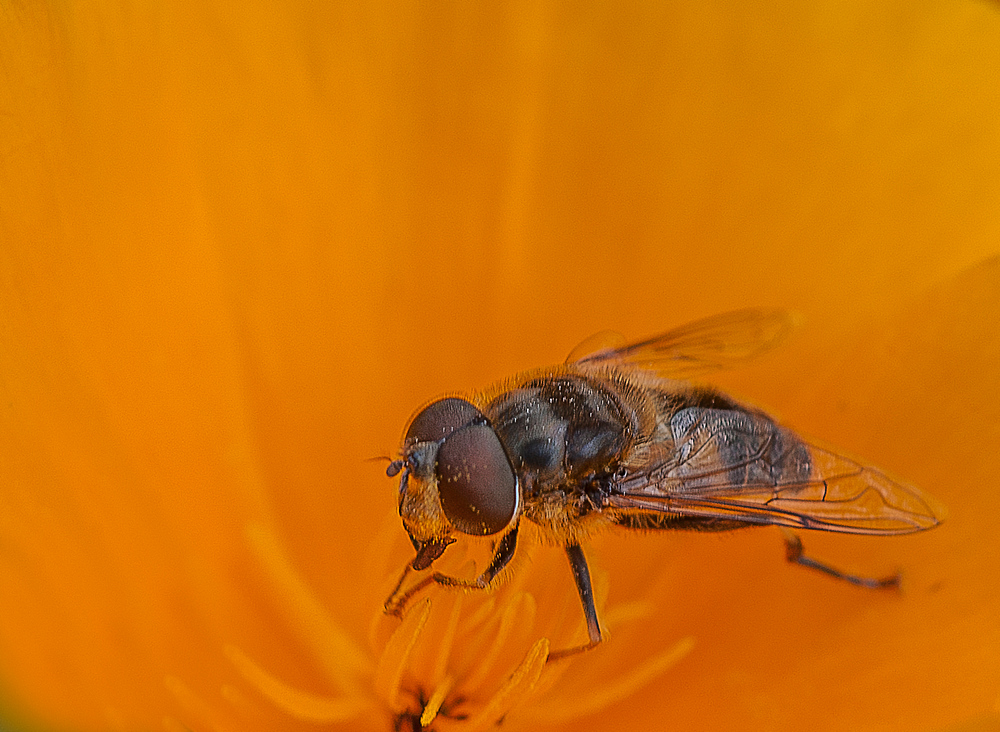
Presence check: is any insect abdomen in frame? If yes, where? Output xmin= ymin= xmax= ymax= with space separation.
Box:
xmin=662 ymin=388 xmax=812 ymax=487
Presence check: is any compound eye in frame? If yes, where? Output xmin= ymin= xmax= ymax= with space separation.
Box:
xmin=436 ymin=424 xmax=517 ymax=536
xmin=405 ymin=397 xmax=483 ymax=444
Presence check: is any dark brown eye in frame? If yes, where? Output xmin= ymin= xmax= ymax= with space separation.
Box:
xmin=405 ymin=397 xmax=483 ymax=444
xmin=436 ymin=424 xmax=517 ymax=536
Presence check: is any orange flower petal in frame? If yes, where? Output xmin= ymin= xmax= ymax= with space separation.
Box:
xmin=0 ymin=1 xmax=997 ymax=731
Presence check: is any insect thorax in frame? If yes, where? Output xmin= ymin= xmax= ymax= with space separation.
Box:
xmin=480 ymin=370 xmax=650 ymax=534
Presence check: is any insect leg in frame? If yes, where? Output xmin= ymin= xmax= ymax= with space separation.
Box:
xmin=433 ymin=523 xmax=520 ymax=590
xmin=547 ymin=542 xmax=603 ymax=662
xmin=384 ymin=563 xmax=425 ymax=617
xmin=384 ymin=526 xmax=520 ymax=618
xmin=781 ymin=529 xmax=900 ymax=589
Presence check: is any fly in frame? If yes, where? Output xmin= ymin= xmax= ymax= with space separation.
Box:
xmin=383 ymin=309 xmax=944 ymax=661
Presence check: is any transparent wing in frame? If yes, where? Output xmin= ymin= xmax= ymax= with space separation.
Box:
xmin=569 ymin=308 xmax=797 ymax=380
xmin=564 ymin=330 xmax=627 ymax=364
xmin=609 ymin=408 xmax=944 ymax=535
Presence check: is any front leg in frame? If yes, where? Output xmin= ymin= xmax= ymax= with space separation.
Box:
xmin=384 ymin=525 xmax=520 ymax=617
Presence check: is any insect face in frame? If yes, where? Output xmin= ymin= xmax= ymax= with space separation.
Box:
xmin=390 ymin=397 xmax=520 ymax=568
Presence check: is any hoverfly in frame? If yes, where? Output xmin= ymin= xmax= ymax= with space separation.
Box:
xmin=384 ymin=309 xmax=944 ymax=660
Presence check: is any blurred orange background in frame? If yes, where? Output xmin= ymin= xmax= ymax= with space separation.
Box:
xmin=0 ymin=2 xmax=998 ymax=730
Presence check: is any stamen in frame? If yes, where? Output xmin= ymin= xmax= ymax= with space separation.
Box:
xmin=245 ymin=523 xmax=371 ymax=694
xmin=527 ymin=635 xmax=696 ymax=723
xmin=225 ymin=645 xmax=371 ymax=723
xmin=601 ymin=599 xmax=655 ymax=628
xmin=234 ymin=520 xmax=692 ymax=730
xmin=374 ymin=597 xmax=432 ymax=712
xmin=460 ymin=592 xmax=531 ymax=694
xmin=459 ymin=593 xmax=498 ymax=634
xmin=429 ymin=594 xmax=464 ymax=686
xmin=419 ymin=674 xmax=455 ymax=728
xmin=461 ymin=638 xmax=550 ymax=731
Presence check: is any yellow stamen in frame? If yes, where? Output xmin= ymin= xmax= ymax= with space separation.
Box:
xmin=462 ymin=638 xmax=550 ymax=732
xmin=528 ymin=635 xmax=696 ymax=723
xmin=458 ymin=593 xmax=499 ymax=635
xmin=419 ymin=674 xmax=455 ymax=728
xmin=460 ymin=592 xmax=534 ymax=694
xmin=235 ymin=522 xmax=694 ymax=730
xmin=374 ymin=597 xmax=432 ymax=712
xmin=225 ymin=645 xmax=370 ymax=723
xmin=429 ymin=593 xmax=464 ymax=687
xmin=601 ymin=599 xmax=655 ymax=628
